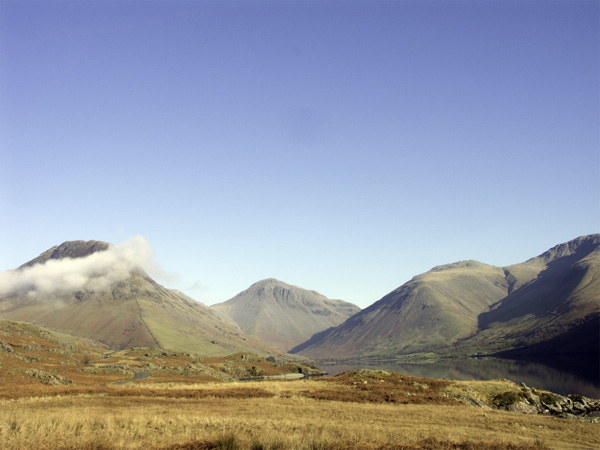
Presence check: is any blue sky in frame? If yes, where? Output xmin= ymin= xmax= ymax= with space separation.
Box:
xmin=1 ymin=0 xmax=598 ymax=308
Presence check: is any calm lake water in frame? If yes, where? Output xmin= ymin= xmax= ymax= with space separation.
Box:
xmin=315 ymin=356 xmax=600 ymax=399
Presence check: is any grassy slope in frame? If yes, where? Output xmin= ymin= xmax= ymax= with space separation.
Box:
xmin=0 ymin=319 xmax=317 ymax=390
xmin=293 ymin=261 xmax=510 ymax=358
xmin=139 ymin=290 xmax=284 ymax=358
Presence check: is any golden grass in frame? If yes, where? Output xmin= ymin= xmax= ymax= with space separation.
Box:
xmin=305 ymin=370 xmax=458 ymax=405
xmin=1 ymin=326 xmax=597 ymax=450
xmin=0 ymin=380 xmax=598 ymax=450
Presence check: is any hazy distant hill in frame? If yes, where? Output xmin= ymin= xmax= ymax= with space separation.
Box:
xmin=291 ymin=235 xmax=600 ymax=360
xmin=212 ymin=278 xmax=360 ymax=351
xmin=0 ymin=240 xmax=283 ymax=357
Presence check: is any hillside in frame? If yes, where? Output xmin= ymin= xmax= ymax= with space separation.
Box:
xmin=0 ymin=240 xmax=284 ymax=357
xmin=212 ymin=278 xmax=360 ymax=351
xmin=0 ymin=319 xmax=322 ymax=392
xmin=291 ymin=235 xmax=600 ymax=360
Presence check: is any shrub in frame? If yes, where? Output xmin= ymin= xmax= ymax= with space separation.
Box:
xmin=538 ymin=392 xmax=560 ymax=405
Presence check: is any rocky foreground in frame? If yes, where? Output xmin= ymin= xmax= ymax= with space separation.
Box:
xmin=320 ymin=369 xmax=600 ymax=422
xmin=488 ymin=382 xmax=600 ymax=419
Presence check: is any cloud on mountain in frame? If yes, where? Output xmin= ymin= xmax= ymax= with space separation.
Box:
xmin=0 ymin=236 xmax=153 ymax=297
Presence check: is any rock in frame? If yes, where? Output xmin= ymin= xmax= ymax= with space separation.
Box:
xmin=508 ymin=401 xmax=538 ymax=414
xmin=524 ymin=391 xmax=541 ymax=406
xmin=546 ymin=404 xmax=563 ymax=414
xmin=0 ymin=340 xmax=14 ymax=353
xmin=25 ymin=369 xmax=72 ymax=385
xmin=446 ymin=393 xmax=490 ymax=409
xmin=573 ymin=402 xmax=587 ymax=413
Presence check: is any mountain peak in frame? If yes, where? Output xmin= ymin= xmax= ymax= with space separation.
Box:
xmin=20 ymin=240 xmax=111 ymax=269
xmin=536 ymin=234 xmax=599 ymax=264
xmin=212 ymin=279 xmax=360 ymax=351
xmin=251 ymin=278 xmax=285 ymax=288
xmin=430 ymin=260 xmax=489 ymax=272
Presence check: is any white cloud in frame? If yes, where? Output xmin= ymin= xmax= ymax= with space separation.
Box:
xmin=0 ymin=235 xmax=153 ymax=297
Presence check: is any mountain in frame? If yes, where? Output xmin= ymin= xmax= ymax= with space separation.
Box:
xmin=211 ymin=278 xmax=360 ymax=351
xmin=17 ymin=240 xmax=111 ymax=268
xmin=291 ymin=235 xmax=600 ymax=360
xmin=0 ymin=240 xmax=283 ymax=357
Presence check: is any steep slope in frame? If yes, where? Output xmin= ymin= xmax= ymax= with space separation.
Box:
xmin=0 ymin=240 xmax=283 ymax=357
xmin=292 ymin=235 xmax=600 ymax=359
xmin=211 ymin=278 xmax=360 ymax=351
xmin=291 ymin=261 xmax=509 ymax=358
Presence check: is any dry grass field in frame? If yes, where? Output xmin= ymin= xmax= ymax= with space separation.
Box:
xmin=1 ymin=320 xmax=598 ymax=450
xmin=1 ymin=376 xmax=599 ymax=450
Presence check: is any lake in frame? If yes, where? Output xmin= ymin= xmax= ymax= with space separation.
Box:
xmin=315 ymin=356 xmax=600 ymax=398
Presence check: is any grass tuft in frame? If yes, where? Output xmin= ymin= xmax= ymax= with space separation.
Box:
xmin=214 ymin=434 xmax=239 ymax=450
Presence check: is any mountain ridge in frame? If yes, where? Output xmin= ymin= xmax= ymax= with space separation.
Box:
xmin=291 ymin=234 xmax=600 ymax=360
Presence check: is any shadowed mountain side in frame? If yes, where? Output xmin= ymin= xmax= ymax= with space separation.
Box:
xmin=212 ymin=278 xmax=360 ymax=351
xmin=291 ymin=235 xmax=600 ymax=360
xmin=492 ymin=313 xmax=600 ymax=359
xmin=461 ymin=235 xmax=600 ymax=355
xmin=0 ymin=241 xmax=285 ymax=357
xmin=491 ymin=313 xmax=600 ymax=387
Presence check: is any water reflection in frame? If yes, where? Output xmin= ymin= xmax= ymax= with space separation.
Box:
xmin=316 ymin=357 xmax=600 ymax=398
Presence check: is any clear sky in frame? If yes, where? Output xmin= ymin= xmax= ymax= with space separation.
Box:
xmin=1 ymin=0 xmax=598 ymax=308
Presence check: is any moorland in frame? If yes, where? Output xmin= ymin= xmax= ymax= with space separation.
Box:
xmin=1 ymin=320 xmax=599 ymax=450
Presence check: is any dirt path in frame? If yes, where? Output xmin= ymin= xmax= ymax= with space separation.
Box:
xmin=264 ymin=373 xmax=305 ymax=380
xmin=240 ymin=373 xmax=306 ymax=381
xmin=114 ymin=371 xmax=151 ymax=385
